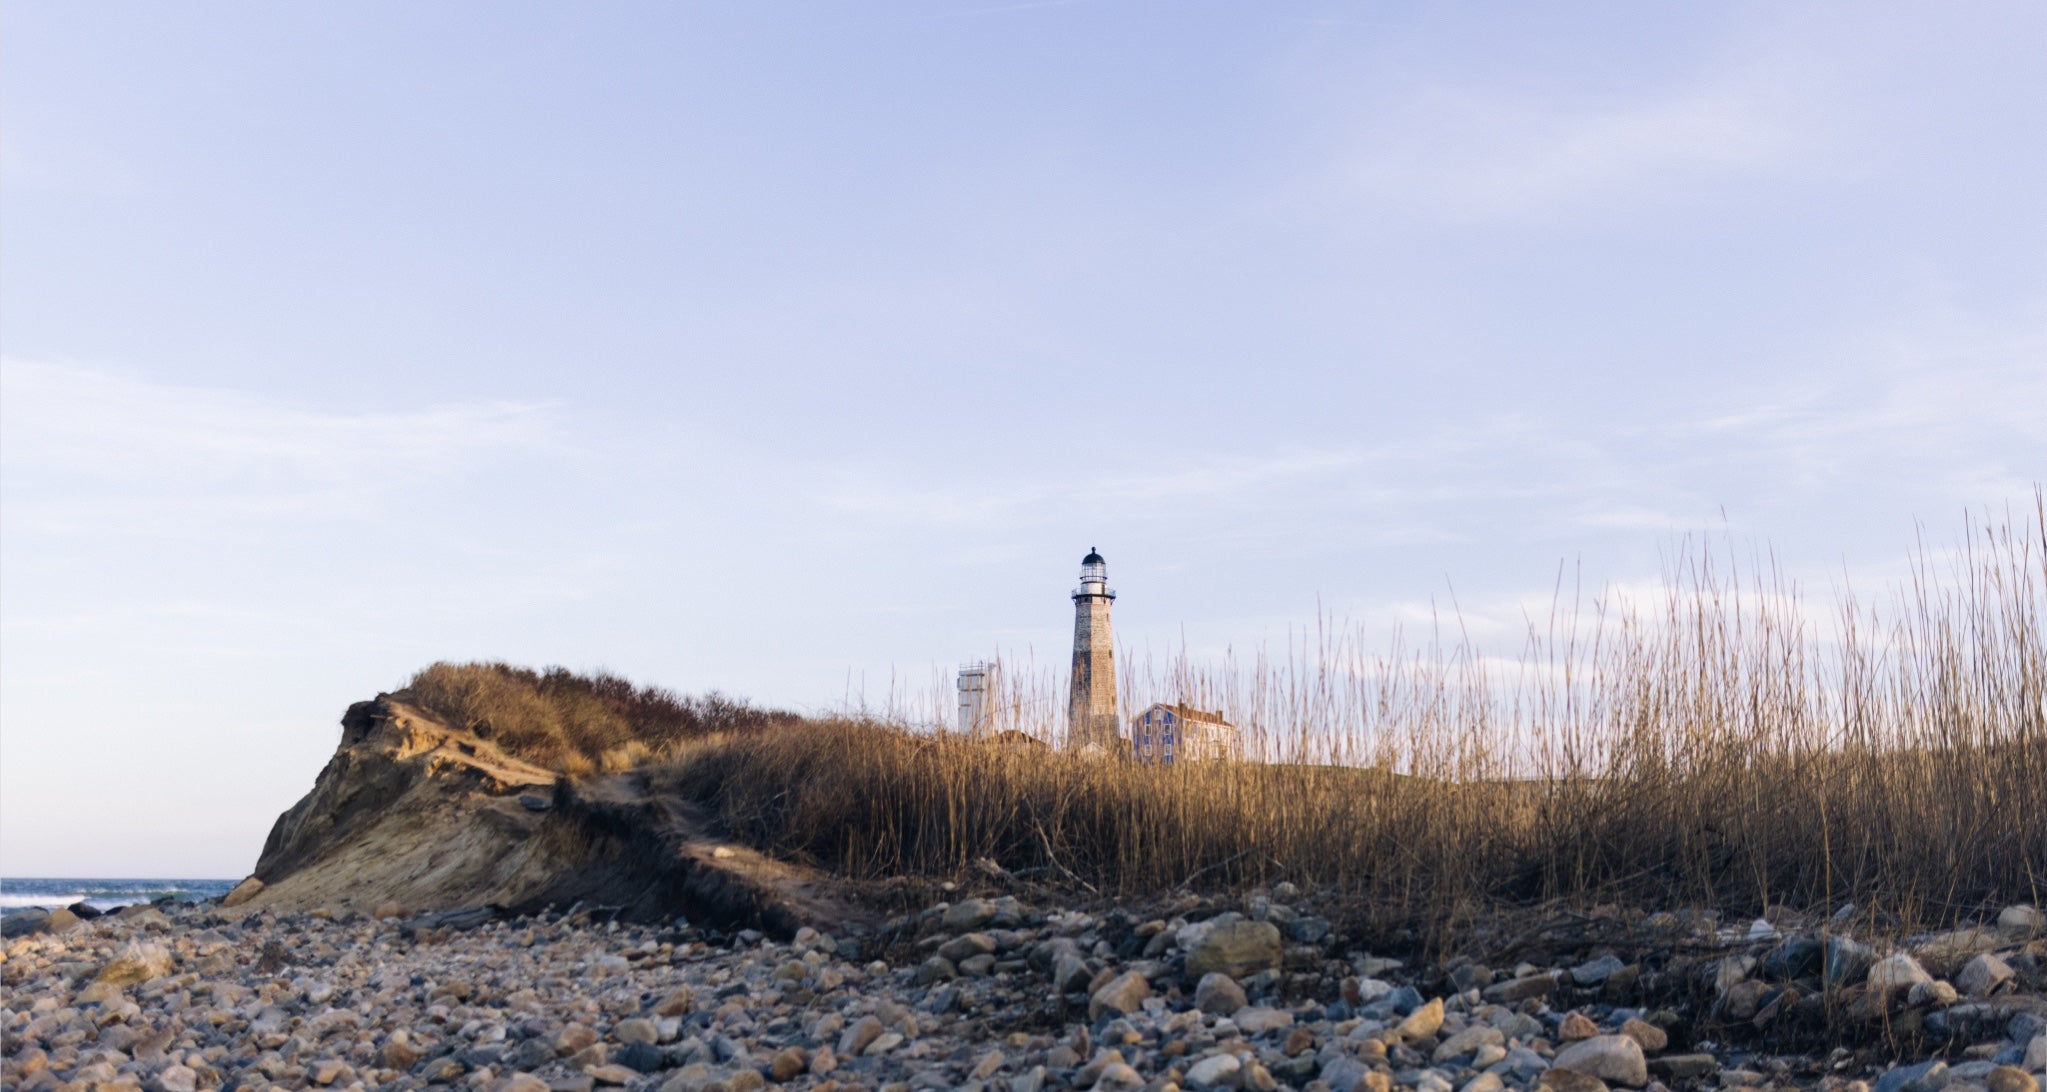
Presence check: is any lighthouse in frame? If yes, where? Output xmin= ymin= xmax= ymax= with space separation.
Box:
xmin=1067 ymin=547 xmax=1122 ymax=753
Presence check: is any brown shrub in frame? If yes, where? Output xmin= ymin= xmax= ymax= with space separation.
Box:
xmin=394 ymin=662 xmax=799 ymax=773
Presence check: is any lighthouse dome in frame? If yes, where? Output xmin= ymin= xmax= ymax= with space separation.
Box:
xmin=1082 ymin=548 xmax=1105 ymax=565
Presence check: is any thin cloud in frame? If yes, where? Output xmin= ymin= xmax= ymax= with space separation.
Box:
xmin=0 ymin=358 xmax=555 ymax=535
xmin=1313 ymin=52 xmax=1825 ymax=221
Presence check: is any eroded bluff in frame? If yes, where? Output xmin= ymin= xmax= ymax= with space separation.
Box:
xmin=239 ymin=697 xmax=870 ymax=936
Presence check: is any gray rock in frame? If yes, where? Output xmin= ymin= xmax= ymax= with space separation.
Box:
xmin=1826 ymin=936 xmax=1876 ymax=987
xmin=838 ymin=1014 xmax=883 ymax=1056
xmin=518 ymin=793 xmax=552 ymax=811
xmin=1449 ymin=963 xmax=1493 ymax=992
xmin=1322 ymin=1057 xmax=1371 ymax=1092
xmin=1496 ymin=1047 xmax=1551 ymax=1082
xmin=939 ymin=932 xmax=997 ymax=963
xmin=1414 ymin=1071 xmax=1455 ymax=1092
xmin=1908 ymin=979 xmax=1959 ymax=1007
xmin=1572 ymin=955 xmax=1626 ymax=986
xmin=943 ymin=899 xmax=997 ymax=931
xmin=1875 ymin=1061 xmax=1949 ymax=1092
xmin=1 ymin=908 xmax=50 ymax=937
xmin=1957 ymin=952 xmax=2015 ymax=997
xmin=616 ymin=1041 xmax=665 ymax=1073
xmin=1552 ymin=1036 xmax=1648 ymax=1088
xmin=1194 ymin=972 xmax=1247 ymax=1015
xmin=1760 ymin=936 xmax=1823 ymax=980
xmin=1285 ymin=916 xmax=1333 ymax=944
xmin=1053 ymin=951 xmax=1092 ymax=994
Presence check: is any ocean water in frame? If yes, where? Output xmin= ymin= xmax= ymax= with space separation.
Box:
xmin=0 ymin=877 xmax=238 ymax=918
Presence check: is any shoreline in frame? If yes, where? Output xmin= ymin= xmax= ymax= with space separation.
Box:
xmin=5 ymin=887 xmax=2044 ymax=1092
xmin=1 ymin=879 xmax=239 ymax=918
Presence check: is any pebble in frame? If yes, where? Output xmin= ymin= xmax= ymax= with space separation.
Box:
xmin=2 ymin=888 xmax=2037 ymax=1092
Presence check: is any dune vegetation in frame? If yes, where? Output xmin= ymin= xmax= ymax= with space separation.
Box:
xmin=395 ymin=661 xmax=801 ymax=774
xmin=402 ymin=501 xmax=2045 ymax=943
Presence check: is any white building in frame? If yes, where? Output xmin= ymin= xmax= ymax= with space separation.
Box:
xmin=1130 ymin=703 xmax=1239 ymax=764
xmin=957 ymin=661 xmax=998 ymax=737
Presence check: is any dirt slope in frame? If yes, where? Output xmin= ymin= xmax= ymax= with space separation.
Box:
xmin=238 ymin=696 xmax=876 ymax=936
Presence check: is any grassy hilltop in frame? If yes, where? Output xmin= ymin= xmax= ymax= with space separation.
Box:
xmin=389 ymin=506 xmax=2044 ymax=947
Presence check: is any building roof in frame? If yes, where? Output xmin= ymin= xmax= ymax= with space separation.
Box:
xmin=1136 ymin=702 xmax=1232 ymax=726
xmin=1082 ymin=547 xmax=1105 ymax=565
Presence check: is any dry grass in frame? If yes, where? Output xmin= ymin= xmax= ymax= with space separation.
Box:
xmin=657 ymin=501 xmax=2046 ymax=941
xmin=394 ymin=662 xmax=799 ymax=771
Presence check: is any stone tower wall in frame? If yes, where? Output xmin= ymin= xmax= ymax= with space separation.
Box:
xmin=1068 ymin=594 xmax=1120 ymax=751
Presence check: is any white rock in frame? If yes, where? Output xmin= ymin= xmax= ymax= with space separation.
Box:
xmin=1553 ymin=1035 xmax=1649 ymax=1088
xmin=1233 ymin=1007 xmax=1293 ymax=1035
xmin=1999 ymin=905 xmax=2044 ymax=935
xmin=1185 ymin=1053 xmax=1244 ymax=1089
xmin=1354 ymin=977 xmax=1395 ymax=1003
xmin=1867 ymin=953 xmax=1933 ymax=1001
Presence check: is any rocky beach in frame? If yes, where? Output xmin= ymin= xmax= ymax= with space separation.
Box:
xmin=6 ymin=882 xmax=2046 ymax=1092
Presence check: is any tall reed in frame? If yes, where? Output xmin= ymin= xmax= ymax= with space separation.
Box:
xmin=661 ymin=500 xmax=2046 ymax=935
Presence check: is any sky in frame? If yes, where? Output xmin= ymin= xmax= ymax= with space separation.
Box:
xmin=3 ymin=1 xmax=2043 ymax=877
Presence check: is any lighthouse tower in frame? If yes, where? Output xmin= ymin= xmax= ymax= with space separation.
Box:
xmin=1067 ymin=547 xmax=1122 ymax=753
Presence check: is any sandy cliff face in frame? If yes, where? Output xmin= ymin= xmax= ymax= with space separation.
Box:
xmin=239 ymin=696 xmax=872 ymax=936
